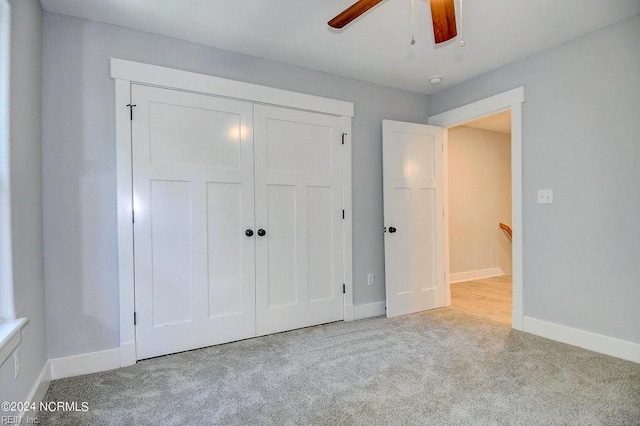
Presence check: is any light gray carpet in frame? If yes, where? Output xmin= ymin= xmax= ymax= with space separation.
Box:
xmin=39 ymin=309 xmax=640 ymax=425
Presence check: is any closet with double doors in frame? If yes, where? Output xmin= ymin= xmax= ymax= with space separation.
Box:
xmin=120 ymin=71 xmax=352 ymax=360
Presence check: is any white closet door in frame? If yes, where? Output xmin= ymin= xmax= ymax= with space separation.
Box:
xmin=132 ymin=84 xmax=256 ymax=359
xmin=382 ymin=120 xmax=445 ymax=318
xmin=254 ymin=105 xmax=344 ymax=335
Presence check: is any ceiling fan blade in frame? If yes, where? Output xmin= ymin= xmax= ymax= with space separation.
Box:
xmin=430 ymin=0 xmax=457 ymax=44
xmin=328 ymin=0 xmax=383 ymax=29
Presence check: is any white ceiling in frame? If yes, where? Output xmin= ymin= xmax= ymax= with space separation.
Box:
xmin=40 ymin=0 xmax=640 ymax=94
xmin=462 ymin=110 xmax=511 ymax=134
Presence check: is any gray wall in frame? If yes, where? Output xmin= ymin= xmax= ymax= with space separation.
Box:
xmin=0 ymin=0 xmax=47 ymax=411
xmin=42 ymin=12 xmax=430 ymax=358
xmin=432 ymin=15 xmax=640 ymax=344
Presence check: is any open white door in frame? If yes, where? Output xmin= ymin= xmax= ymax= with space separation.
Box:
xmin=383 ymin=120 xmax=445 ymax=318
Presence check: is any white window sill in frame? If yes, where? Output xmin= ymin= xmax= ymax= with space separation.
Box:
xmin=0 ymin=318 xmax=27 ymax=367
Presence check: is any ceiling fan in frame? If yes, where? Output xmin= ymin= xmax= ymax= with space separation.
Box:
xmin=328 ymin=0 xmax=458 ymax=44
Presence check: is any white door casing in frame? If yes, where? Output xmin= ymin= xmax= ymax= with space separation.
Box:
xmin=428 ymin=86 xmax=525 ymax=330
xmin=132 ymin=84 xmax=256 ymax=359
xmin=254 ymin=105 xmax=345 ymax=335
xmin=113 ymin=59 xmax=354 ymax=365
xmin=382 ymin=120 xmax=445 ymax=318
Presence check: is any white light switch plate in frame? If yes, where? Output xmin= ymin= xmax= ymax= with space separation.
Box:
xmin=367 ymin=273 xmax=375 ymax=286
xmin=537 ymin=189 xmax=554 ymax=204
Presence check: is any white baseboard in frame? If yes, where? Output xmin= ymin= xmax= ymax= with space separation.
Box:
xmin=512 ymin=311 xmax=524 ymax=331
xmin=450 ymin=267 xmax=505 ymax=283
xmin=523 ymin=316 xmax=640 ymax=364
xmin=119 ymin=342 xmax=136 ymax=367
xmin=354 ymin=301 xmax=386 ymax=320
xmin=50 ymin=348 xmax=121 ymax=380
xmin=19 ymin=360 xmax=51 ymax=421
xmin=343 ymin=304 xmax=355 ymax=322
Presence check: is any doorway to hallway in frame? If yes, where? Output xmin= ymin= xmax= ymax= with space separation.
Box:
xmin=446 ymin=111 xmax=512 ymax=325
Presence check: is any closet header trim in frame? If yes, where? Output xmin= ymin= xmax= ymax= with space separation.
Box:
xmin=111 ymin=58 xmax=354 ymax=118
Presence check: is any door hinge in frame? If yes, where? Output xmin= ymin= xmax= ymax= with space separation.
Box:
xmin=341 ymin=133 xmax=347 ymax=145
xmin=342 ymin=209 xmax=345 ymax=219
xmin=343 ymin=284 xmax=346 ymax=294
xmin=134 ymin=312 xmax=137 ymax=325
xmin=132 ymin=210 xmax=135 ymax=223
xmin=127 ymin=103 xmax=137 ymax=121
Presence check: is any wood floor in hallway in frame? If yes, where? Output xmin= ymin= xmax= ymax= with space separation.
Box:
xmin=450 ymin=275 xmax=512 ymax=325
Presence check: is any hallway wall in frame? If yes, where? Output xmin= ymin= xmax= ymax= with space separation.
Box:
xmin=448 ymin=126 xmax=512 ymax=278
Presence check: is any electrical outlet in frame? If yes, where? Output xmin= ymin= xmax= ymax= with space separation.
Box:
xmin=13 ymin=349 xmax=20 ymax=378
xmin=537 ymin=189 xmax=554 ymax=204
xmin=367 ymin=273 xmax=375 ymax=286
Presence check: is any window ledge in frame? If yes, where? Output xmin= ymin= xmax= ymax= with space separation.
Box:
xmin=0 ymin=318 xmax=27 ymax=367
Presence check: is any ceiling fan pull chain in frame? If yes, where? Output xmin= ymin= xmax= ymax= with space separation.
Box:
xmin=459 ymin=0 xmax=466 ymax=47
xmin=410 ymin=0 xmax=416 ymax=45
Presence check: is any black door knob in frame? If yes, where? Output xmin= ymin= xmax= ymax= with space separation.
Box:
xmin=257 ymin=229 xmax=266 ymax=237
xmin=388 ymin=227 xmax=397 ymax=233
xmin=245 ymin=229 xmax=254 ymax=237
